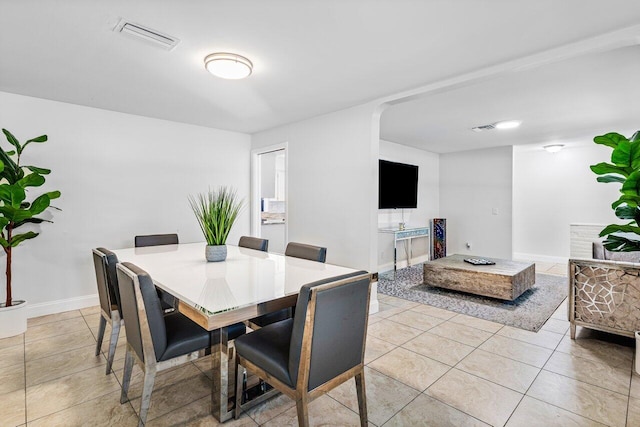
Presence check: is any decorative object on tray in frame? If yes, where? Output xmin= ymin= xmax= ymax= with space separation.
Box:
xmin=189 ymin=186 xmax=244 ymax=262
xmin=0 ymin=129 xmax=61 ymax=338
xmin=463 ymin=258 xmax=495 ymax=265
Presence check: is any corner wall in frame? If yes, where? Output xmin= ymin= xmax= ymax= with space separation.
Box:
xmin=0 ymin=91 xmax=251 ymax=317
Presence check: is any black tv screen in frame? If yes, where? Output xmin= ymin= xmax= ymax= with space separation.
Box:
xmin=378 ymin=160 xmax=418 ymax=209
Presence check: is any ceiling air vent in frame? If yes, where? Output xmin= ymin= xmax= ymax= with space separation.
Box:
xmin=471 ymin=124 xmax=496 ymax=133
xmin=113 ymin=19 xmax=180 ymax=51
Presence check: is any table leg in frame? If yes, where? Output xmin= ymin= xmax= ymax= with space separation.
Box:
xmin=393 ymin=238 xmax=397 ymax=279
xmin=408 ymin=238 xmax=413 ymax=267
xmin=211 ymin=327 xmax=233 ymax=422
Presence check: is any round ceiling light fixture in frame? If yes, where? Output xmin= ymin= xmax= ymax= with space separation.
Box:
xmin=543 ymin=144 xmax=565 ymax=153
xmin=204 ymin=52 xmax=253 ymax=79
xmin=494 ymin=120 xmax=522 ymax=130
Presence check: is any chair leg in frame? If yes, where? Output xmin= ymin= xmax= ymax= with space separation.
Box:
xmin=95 ymin=315 xmax=107 ymax=356
xmin=105 ymin=314 xmax=121 ymax=375
xmin=138 ymin=369 xmax=157 ymax=427
xmin=120 ymin=350 xmax=134 ymax=404
xmin=570 ymin=323 xmax=576 ymax=339
xmin=295 ymin=396 xmax=310 ymax=427
xmin=234 ymin=359 xmax=243 ymax=419
xmin=355 ymin=371 xmax=368 ymax=426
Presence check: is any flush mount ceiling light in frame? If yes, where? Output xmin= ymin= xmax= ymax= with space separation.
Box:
xmin=544 ymin=144 xmax=565 ymax=153
xmin=494 ymin=120 xmax=522 ymax=130
xmin=204 ymin=53 xmax=253 ymax=79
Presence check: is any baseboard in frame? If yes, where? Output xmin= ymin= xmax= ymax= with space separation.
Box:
xmin=27 ymin=294 xmax=99 ymax=319
xmin=378 ymin=254 xmax=430 ymax=273
xmin=512 ymin=252 xmax=568 ymax=264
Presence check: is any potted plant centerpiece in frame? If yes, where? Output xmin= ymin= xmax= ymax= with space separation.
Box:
xmin=0 ymin=129 xmax=61 ymax=338
xmin=189 ymin=186 xmax=244 ymax=262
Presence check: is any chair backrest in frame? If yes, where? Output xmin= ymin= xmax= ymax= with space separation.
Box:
xmin=288 ymin=271 xmax=371 ymax=391
xmin=238 ymin=236 xmax=269 ymax=252
xmin=135 ymin=234 xmax=179 ymax=247
xmin=92 ymin=248 xmax=121 ymax=317
xmin=285 ymin=242 xmax=327 ymax=263
xmin=116 ymin=262 xmax=168 ymax=363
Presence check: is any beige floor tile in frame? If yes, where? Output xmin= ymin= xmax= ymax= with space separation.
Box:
xmin=409 ymin=303 xmax=457 ymax=320
xmin=262 ymin=394 xmax=361 ymax=427
xmin=26 ymin=344 xmax=106 ymax=387
xmin=497 ymin=326 xmax=563 ymax=350
xmin=457 ymin=349 xmax=540 ymax=393
xmin=386 ymin=310 xmax=444 ymax=331
xmin=147 ymin=395 xmax=257 ymax=427
xmin=27 ymin=309 xmax=82 ymax=328
xmin=0 ymin=343 xmax=24 ymax=369
xmin=628 ymin=396 xmax=640 ymax=427
xmin=327 ymin=366 xmax=420 ymax=426
xmin=80 ymin=305 xmax=101 ymax=316
xmin=546 ymin=265 xmax=569 ymax=276
xmin=367 ymin=319 xmax=422 ymax=346
xmin=449 ymin=313 xmax=503 ymax=333
xmin=631 ymin=371 xmax=640 ymax=399
xmin=243 ymin=393 xmax=296 ymax=425
xmin=425 ymin=368 xmax=523 ymax=427
xmin=368 ymin=347 xmax=449 ymax=391
xmin=541 ymin=317 xmax=570 ymax=335
xmin=506 ymin=396 xmax=607 ymax=426
xmin=556 ymin=333 xmax=634 ymax=370
xmin=0 ymin=333 xmax=23 ymax=350
xmin=551 ymin=299 xmax=568 ymax=320
xmin=380 ymin=296 xmax=419 ymax=309
xmin=428 ymin=321 xmax=493 ymax=347
xmin=0 ymin=388 xmax=25 ymax=426
xmin=364 ymin=335 xmax=397 ymax=364
xmin=402 ymin=331 xmax=474 ymax=366
xmin=27 ymin=389 xmax=138 ymax=427
xmin=25 ymin=328 xmax=96 ymax=361
xmin=26 ymin=364 xmax=122 ymax=421
xmin=527 ymin=370 xmax=628 ymax=427
xmin=385 ymin=393 xmax=489 ymax=426
xmin=130 ymin=373 xmax=211 ymax=422
xmin=0 ymin=361 xmax=25 ymax=394
xmin=367 ymin=313 xmax=384 ymax=325
xmin=83 ymin=312 xmax=102 ymax=330
xmin=114 ymin=360 xmax=203 ymax=400
xmin=479 ymin=335 xmax=553 ymax=368
xmin=371 ymin=303 xmax=407 ymax=319
xmin=25 ymin=316 xmax=89 ymax=343
xmin=543 ymin=351 xmax=631 ymax=395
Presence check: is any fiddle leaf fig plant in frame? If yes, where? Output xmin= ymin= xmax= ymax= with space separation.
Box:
xmin=1 ymin=129 xmax=61 ymax=307
xmin=590 ymin=130 xmax=640 ymax=252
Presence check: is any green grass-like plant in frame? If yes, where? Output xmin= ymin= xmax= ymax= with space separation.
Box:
xmin=590 ymin=130 xmax=640 ymax=252
xmin=189 ymin=187 xmax=244 ymax=246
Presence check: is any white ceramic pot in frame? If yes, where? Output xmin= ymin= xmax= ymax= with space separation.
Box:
xmin=205 ymin=245 xmax=227 ymax=262
xmin=0 ymin=300 xmax=27 ymax=339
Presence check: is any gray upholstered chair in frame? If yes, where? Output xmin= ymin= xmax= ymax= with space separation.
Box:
xmin=92 ymin=247 xmax=123 ymax=375
xmin=285 ymin=242 xmax=327 ymax=263
xmin=116 ymin=262 xmax=212 ymax=427
xmin=238 ymin=236 xmax=269 ymax=252
xmin=134 ymin=234 xmax=179 ymax=312
xmin=234 ymin=271 xmax=371 ymax=427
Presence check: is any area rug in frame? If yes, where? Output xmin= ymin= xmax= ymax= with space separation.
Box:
xmin=378 ymin=265 xmax=567 ymax=332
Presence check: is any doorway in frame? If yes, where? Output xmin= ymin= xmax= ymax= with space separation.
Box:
xmin=252 ymin=145 xmax=287 ymax=253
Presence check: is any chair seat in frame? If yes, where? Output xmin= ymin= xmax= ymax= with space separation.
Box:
xmin=235 ymin=319 xmax=294 ymax=388
xmin=160 ymin=313 xmax=211 ymax=361
xmin=250 ymin=309 xmax=291 ymax=328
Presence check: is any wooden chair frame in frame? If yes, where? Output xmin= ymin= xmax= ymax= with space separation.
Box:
xmin=235 ymin=273 xmax=372 ymax=427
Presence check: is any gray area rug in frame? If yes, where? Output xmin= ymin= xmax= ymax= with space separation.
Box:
xmin=378 ymin=265 xmax=567 ymax=332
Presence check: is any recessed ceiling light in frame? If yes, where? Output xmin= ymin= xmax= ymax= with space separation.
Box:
xmin=544 ymin=144 xmax=565 ymax=153
xmin=204 ymin=53 xmax=253 ymax=79
xmin=494 ymin=120 xmax=522 ymax=130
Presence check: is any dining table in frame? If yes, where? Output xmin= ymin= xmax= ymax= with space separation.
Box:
xmin=113 ymin=241 xmax=361 ymax=422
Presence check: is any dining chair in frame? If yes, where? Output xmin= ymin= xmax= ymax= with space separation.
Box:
xmin=134 ymin=233 xmax=179 ymax=312
xmin=92 ymin=247 xmax=123 ymax=375
xmin=116 ymin=262 xmax=212 ymax=427
xmin=234 ymin=271 xmax=372 ymax=427
xmin=285 ymin=242 xmax=327 ymax=263
xmin=238 ymin=235 xmax=269 ymax=252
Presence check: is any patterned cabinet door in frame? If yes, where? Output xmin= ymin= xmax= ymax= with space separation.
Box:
xmin=432 ymin=218 xmax=446 ymax=260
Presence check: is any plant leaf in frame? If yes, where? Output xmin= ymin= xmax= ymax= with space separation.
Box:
xmin=602 ymin=234 xmax=640 ymax=252
xmin=2 ymin=129 xmax=21 ymax=153
xmin=0 ymin=185 xmax=26 ymax=207
xmin=612 ymin=194 xmax=640 ymax=209
xmin=45 ymin=190 xmax=61 ymax=200
xmin=9 ymin=231 xmax=39 ymax=247
xmin=599 ymin=223 xmax=640 ymax=237
xmin=590 ymin=162 xmax=629 ymax=178
xmin=17 ymin=173 xmax=45 ymax=188
xmin=612 ymin=141 xmax=632 ymax=167
xmin=0 ymin=235 xmax=8 ymax=248
xmin=597 ymin=175 xmax=625 ymax=184
xmin=615 ymin=205 xmax=638 ymax=220
xmin=14 ymin=217 xmax=52 ymax=229
xmin=29 ymin=194 xmax=51 ymax=215
xmin=21 ymin=134 xmax=47 ymax=153
xmin=24 ymin=165 xmax=50 ymax=175
xmin=0 ymin=205 xmax=33 ymax=222
xmin=594 ymin=132 xmax=628 ymax=149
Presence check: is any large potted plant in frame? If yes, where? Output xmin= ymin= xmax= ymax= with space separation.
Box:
xmin=590 ymin=130 xmax=640 ymax=252
xmin=0 ymin=129 xmax=61 ymax=338
xmin=189 ymin=186 xmax=244 ymax=262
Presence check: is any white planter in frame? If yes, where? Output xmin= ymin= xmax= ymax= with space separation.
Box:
xmin=636 ymin=331 xmax=640 ymax=375
xmin=0 ymin=300 xmax=28 ymax=339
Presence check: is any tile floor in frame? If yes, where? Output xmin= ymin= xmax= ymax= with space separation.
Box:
xmin=2 ymin=262 xmax=640 ymax=426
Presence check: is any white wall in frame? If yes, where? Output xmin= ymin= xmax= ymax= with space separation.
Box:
xmin=0 ymin=92 xmax=251 ymax=316
xmin=513 ymin=141 xmax=619 ymax=261
xmin=440 ymin=146 xmax=513 ymax=259
xmin=378 ymin=139 xmax=439 ymax=271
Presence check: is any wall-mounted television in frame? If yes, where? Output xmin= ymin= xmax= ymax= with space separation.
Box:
xmin=378 ymin=160 xmax=418 ymax=209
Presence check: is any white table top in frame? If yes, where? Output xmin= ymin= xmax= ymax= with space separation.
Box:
xmin=113 ymin=242 xmax=358 ymax=320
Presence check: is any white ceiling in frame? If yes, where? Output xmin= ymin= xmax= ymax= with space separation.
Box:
xmin=1 ymin=1 xmax=640 ymax=148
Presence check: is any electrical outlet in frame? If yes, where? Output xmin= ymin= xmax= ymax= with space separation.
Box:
xmin=466 ymin=242 xmax=472 ymax=249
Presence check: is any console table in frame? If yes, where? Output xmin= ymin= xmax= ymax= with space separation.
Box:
xmin=379 ymin=226 xmax=430 ymax=277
